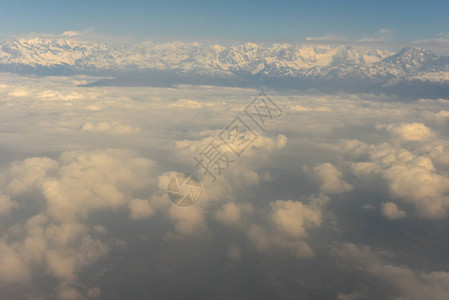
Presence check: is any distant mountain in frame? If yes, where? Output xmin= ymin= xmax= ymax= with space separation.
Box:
xmin=1 ymin=38 xmax=449 ymax=98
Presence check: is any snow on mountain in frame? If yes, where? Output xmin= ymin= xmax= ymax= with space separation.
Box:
xmin=0 ymin=38 xmax=392 ymax=74
xmin=1 ymin=37 xmax=449 ymax=97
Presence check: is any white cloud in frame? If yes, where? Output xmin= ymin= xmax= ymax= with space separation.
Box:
xmin=3 ymin=73 xmax=449 ymax=298
xmin=42 ymin=149 xmax=153 ymax=221
xmin=270 ymin=199 xmax=322 ymax=238
xmin=166 ymin=98 xmax=214 ymax=109
xmin=288 ymin=104 xmax=332 ymax=112
xmin=0 ymin=192 xmax=18 ymax=215
xmin=0 ymin=240 xmax=31 ymax=284
xmin=313 ymin=163 xmax=353 ymax=194
xmin=381 ymin=202 xmax=407 ymax=219
xmin=306 ymin=29 xmax=393 ymax=44
xmin=336 ymin=243 xmax=449 ymax=300
xmin=348 ymin=131 xmax=449 ymax=218
xmin=378 ymin=122 xmax=435 ymax=143
xmin=246 ymin=195 xmax=329 ymax=258
xmin=359 ymin=28 xmax=394 ymax=43
xmin=62 ymin=31 xmax=80 ymax=37
xmin=246 ymin=224 xmax=315 ymax=258
xmin=214 ymin=202 xmax=253 ymax=227
xmin=129 ymin=199 xmax=155 ymax=220
xmin=306 ymin=33 xmax=347 ymax=42
xmin=168 ymin=206 xmax=207 ymax=237
xmin=6 ymin=157 xmax=59 ymax=196
xmin=81 ymin=121 xmax=140 ymax=135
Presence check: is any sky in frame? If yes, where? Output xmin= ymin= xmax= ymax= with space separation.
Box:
xmin=0 ymin=0 xmax=449 ymax=41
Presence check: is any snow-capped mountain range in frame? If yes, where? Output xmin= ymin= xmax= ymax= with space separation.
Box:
xmin=1 ymin=37 xmax=449 ymax=98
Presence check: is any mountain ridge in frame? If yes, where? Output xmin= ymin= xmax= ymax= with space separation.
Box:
xmin=1 ymin=37 xmax=449 ymax=98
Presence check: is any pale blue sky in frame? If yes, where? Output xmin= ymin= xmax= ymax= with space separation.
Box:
xmin=0 ymin=0 xmax=448 ymax=41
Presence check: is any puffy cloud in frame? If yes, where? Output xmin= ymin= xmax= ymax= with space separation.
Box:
xmin=336 ymin=243 xmax=449 ymax=300
xmin=351 ymin=142 xmax=449 ymax=218
xmin=423 ymin=110 xmax=449 ymax=124
xmin=288 ymin=104 xmax=332 ymax=112
xmin=0 ymin=192 xmax=18 ymax=215
xmin=57 ymin=283 xmax=85 ymax=300
xmin=381 ymin=202 xmax=406 ymax=219
xmin=313 ymin=163 xmax=353 ymax=194
xmin=81 ymin=121 xmax=140 ymax=135
xmin=246 ymin=195 xmax=328 ymax=258
xmin=246 ymin=224 xmax=315 ymax=258
xmin=0 ymin=213 xmax=109 ymax=290
xmin=62 ymin=31 xmax=80 ymax=37
xmin=383 ymin=163 xmax=449 ymax=218
xmin=359 ymin=28 xmax=394 ymax=43
xmin=3 ymin=72 xmax=449 ymax=298
xmin=362 ymin=204 xmax=376 ymax=210
xmin=173 ymin=133 xmax=287 ymax=159
xmin=6 ymin=157 xmax=59 ymax=196
xmin=378 ymin=122 xmax=435 ymax=143
xmin=166 ymin=98 xmax=215 ymax=109
xmin=270 ymin=199 xmax=322 ymax=238
xmin=42 ymin=149 xmax=153 ymax=221
xmin=214 ymin=202 xmax=253 ymax=227
xmin=129 ymin=199 xmax=155 ymax=220
xmin=0 ymin=240 xmax=31 ymax=284
xmin=306 ymin=33 xmax=348 ymax=42
xmin=168 ymin=206 xmax=207 ymax=237
xmin=0 ymin=148 xmax=156 ymax=296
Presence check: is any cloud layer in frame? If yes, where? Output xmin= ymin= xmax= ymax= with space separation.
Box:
xmin=1 ymin=73 xmax=449 ymax=299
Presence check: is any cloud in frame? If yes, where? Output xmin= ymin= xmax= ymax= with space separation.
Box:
xmin=412 ymin=33 xmax=449 ymax=53
xmin=288 ymin=104 xmax=333 ymax=112
xmin=381 ymin=202 xmax=406 ymax=219
xmin=81 ymin=121 xmax=141 ymax=135
xmin=6 ymin=157 xmax=59 ymax=196
xmin=0 ymin=213 xmax=109 ymax=292
xmin=350 ymin=141 xmax=449 ymax=218
xmin=214 ymin=202 xmax=253 ymax=227
xmin=378 ymin=122 xmax=435 ymax=143
xmin=359 ymin=28 xmax=394 ymax=43
xmin=62 ymin=31 xmax=80 ymax=37
xmin=167 ymin=98 xmax=214 ymax=109
xmin=41 ymin=149 xmax=154 ymax=221
xmin=0 ymin=148 xmax=156 ymax=296
xmin=269 ymin=199 xmax=322 ymax=238
xmin=0 ymin=240 xmax=31 ymax=284
xmin=246 ymin=224 xmax=315 ymax=258
xmin=306 ymin=29 xmax=393 ymax=44
xmin=0 ymin=192 xmax=18 ymax=215
xmin=336 ymin=243 xmax=449 ymax=300
xmin=3 ymin=72 xmax=449 ymax=298
xmin=313 ymin=163 xmax=353 ymax=194
xmin=129 ymin=199 xmax=155 ymax=220
xmin=306 ymin=33 xmax=348 ymax=42
xmin=246 ymin=194 xmax=329 ymax=258
xmin=168 ymin=206 xmax=207 ymax=237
